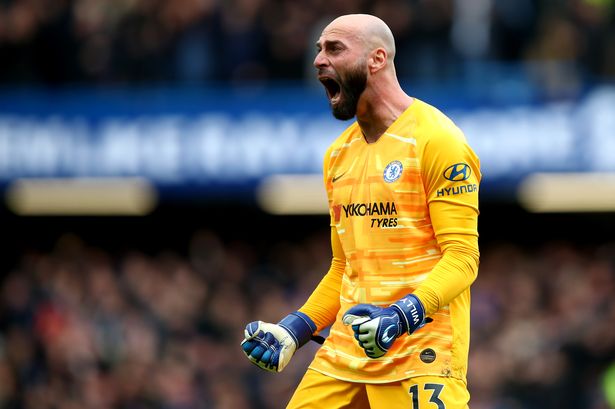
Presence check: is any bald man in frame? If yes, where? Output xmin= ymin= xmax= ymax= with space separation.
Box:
xmin=242 ymin=14 xmax=480 ymax=409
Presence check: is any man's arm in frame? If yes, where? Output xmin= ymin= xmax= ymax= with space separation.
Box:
xmin=298 ymin=226 xmax=345 ymax=332
xmin=301 ymin=142 xmax=345 ymax=331
xmin=414 ymin=124 xmax=481 ymax=314
xmin=242 ymin=144 xmax=347 ymax=372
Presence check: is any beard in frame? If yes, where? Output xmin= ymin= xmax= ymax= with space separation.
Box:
xmin=331 ymin=61 xmax=368 ymax=121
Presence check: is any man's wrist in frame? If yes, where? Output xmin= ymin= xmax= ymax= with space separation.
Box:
xmin=391 ymin=294 xmax=426 ymax=334
xmin=278 ymin=311 xmax=317 ymax=348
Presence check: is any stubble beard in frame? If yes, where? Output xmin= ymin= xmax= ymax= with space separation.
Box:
xmin=331 ymin=61 xmax=368 ymax=121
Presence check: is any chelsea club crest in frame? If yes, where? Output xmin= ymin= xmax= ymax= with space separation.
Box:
xmin=383 ymin=160 xmax=403 ymax=183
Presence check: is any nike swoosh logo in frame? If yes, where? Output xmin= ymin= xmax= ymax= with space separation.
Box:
xmin=332 ymin=171 xmax=347 ymax=183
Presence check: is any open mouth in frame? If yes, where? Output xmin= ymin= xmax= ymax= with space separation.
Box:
xmin=319 ymin=76 xmax=341 ymax=104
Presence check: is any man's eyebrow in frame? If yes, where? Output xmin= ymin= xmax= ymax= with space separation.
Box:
xmin=316 ymin=40 xmax=345 ymax=50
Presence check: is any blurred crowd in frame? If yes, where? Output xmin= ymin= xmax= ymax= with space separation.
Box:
xmin=0 ymin=230 xmax=330 ymax=409
xmin=471 ymin=241 xmax=615 ymax=409
xmin=0 ymin=0 xmax=614 ymax=87
xmin=0 ymin=229 xmax=614 ymax=409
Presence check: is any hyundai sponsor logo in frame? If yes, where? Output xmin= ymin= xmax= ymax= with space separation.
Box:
xmin=443 ymin=163 xmax=471 ymax=182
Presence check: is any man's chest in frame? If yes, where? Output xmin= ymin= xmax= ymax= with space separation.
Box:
xmin=329 ymin=138 xmax=426 ymax=226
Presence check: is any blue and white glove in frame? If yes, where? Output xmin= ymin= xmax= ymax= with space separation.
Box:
xmin=342 ymin=294 xmax=430 ymax=358
xmin=241 ymin=311 xmax=316 ymax=372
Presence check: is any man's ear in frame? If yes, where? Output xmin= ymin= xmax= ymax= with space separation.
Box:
xmin=368 ymin=48 xmax=387 ymax=74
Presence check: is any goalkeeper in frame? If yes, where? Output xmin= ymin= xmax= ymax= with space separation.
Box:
xmin=242 ymin=13 xmax=480 ymax=409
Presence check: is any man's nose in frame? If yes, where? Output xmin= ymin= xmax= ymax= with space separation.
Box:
xmin=313 ymin=51 xmax=328 ymax=68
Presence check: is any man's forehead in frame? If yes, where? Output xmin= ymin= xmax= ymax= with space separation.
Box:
xmin=318 ymin=25 xmax=362 ymax=45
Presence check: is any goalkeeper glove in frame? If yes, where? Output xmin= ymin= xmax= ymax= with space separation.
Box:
xmin=342 ymin=294 xmax=430 ymax=358
xmin=241 ymin=311 xmax=316 ymax=372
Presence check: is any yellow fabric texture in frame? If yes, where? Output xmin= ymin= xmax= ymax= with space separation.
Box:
xmin=286 ymin=369 xmax=470 ymax=409
xmin=299 ymin=99 xmax=480 ymax=383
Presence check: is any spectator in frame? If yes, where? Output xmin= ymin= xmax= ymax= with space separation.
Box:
xmin=0 ymin=0 xmax=614 ymax=87
xmin=1 ymin=230 xmax=614 ymax=408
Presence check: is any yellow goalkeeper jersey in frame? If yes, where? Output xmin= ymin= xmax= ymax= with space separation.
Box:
xmin=307 ymin=98 xmax=480 ymax=383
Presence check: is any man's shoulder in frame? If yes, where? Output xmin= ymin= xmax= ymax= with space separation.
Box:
xmin=326 ymin=121 xmax=361 ymax=151
xmin=322 ymin=121 xmax=360 ymax=172
xmin=411 ymin=99 xmax=465 ymax=144
xmin=412 ymin=99 xmax=456 ymax=127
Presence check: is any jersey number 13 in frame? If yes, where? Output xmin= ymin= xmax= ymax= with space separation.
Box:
xmin=409 ymin=384 xmax=445 ymax=409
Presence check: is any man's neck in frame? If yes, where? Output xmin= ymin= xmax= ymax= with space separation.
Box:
xmin=356 ymin=91 xmax=413 ymax=143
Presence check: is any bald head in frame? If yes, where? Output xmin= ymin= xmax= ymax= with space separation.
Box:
xmin=323 ymin=14 xmax=396 ymax=62
xmin=314 ymin=14 xmax=405 ymax=121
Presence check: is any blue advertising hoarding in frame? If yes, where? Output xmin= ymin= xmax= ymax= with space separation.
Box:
xmin=0 ymin=85 xmax=613 ymax=201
